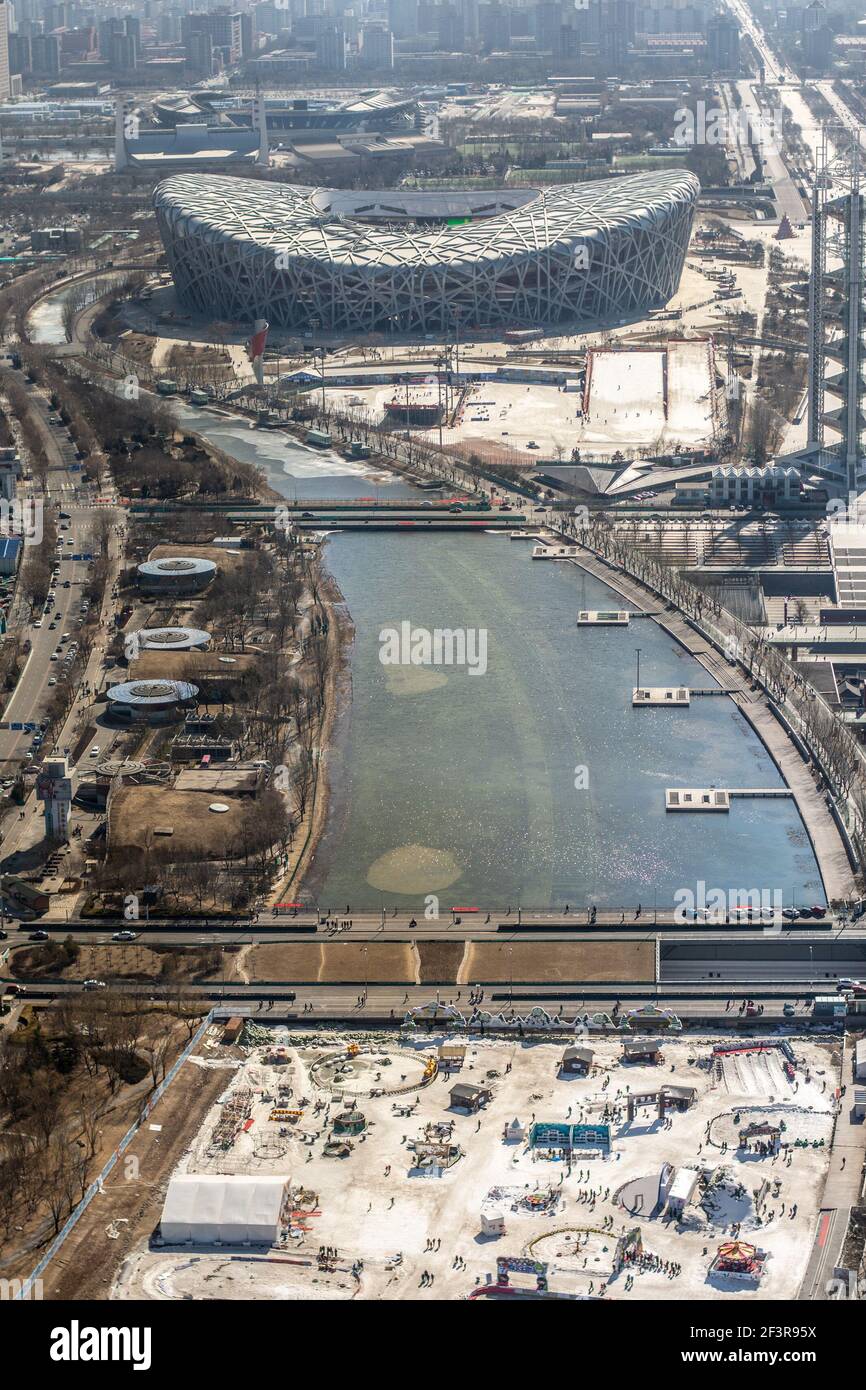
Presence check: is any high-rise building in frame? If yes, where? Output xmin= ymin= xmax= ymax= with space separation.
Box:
xmin=478 ymin=1 xmax=511 ymax=50
xmin=361 ymin=21 xmax=394 ymax=68
xmin=599 ymin=0 xmax=634 ymax=69
xmin=460 ymin=0 xmax=479 ymax=41
xmin=182 ymin=10 xmax=247 ymax=67
xmin=110 ymin=30 xmax=138 ymax=70
xmin=387 ymin=0 xmax=418 ymax=40
xmin=0 ymin=0 xmax=10 ymax=101
xmin=534 ymin=1 xmax=563 ymax=52
xmin=44 ymin=1 xmax=69 ymax=31
xmin=803 ymin=0 xmax=825 ymax=32
xmin=706 ymin=14 xmax=739 ymax=72
xmin=186 ymin=29 xmax=215 ymax=74
xmin=30 ymin=31 xmax=61 ymax=75
xmin=437 ymin=3 xmax=464 ymax=51
xmin=315 ymin=23 xmax=346 ymax=69
xmin=8 ymin=30 xmax=31 ymax=75
xmin=803 ymin=21 xmax=831 ymax=69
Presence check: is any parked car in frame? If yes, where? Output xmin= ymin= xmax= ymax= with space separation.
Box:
xmin=783 ymin=1003 xmax=795 ymax=1017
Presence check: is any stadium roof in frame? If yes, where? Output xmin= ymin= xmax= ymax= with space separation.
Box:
xmin=153 ymin=168 xmax=699 ymax=273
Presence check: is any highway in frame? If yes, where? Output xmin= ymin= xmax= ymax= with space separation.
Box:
xmin=0 ymin=365 xmax=126 ymax=868
xmin=8 ymin=978 xmax=827 ymax=1020
xmin=5 ymin=909 xmax=864 ymax=941
xmin=0 ymin=379 xmax=101 ymax=771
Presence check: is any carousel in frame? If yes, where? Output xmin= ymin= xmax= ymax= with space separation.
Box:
xmin=709 ymin=1240 xmax=768 ymax=1283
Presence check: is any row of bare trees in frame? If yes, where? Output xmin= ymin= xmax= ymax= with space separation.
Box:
xmin=0 ymin=988 xmax=200 ymax=1250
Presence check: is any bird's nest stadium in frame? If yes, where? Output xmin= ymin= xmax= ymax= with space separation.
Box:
xmin=153 ymin=169 xmax=699 ymax=336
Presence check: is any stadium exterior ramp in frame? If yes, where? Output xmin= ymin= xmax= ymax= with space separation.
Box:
xmin=153 ymin=169 xmax=699 ymax=335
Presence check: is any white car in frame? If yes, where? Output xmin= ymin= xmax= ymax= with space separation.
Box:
xmin=82 ymin=979 xmax=107 ymax=990
xmin=112 ymin=930 xmax=138 ymax=942
xmin=33 ymin=618 xmax=42 ymax=628
xmin=48 ymin=677 xmax=56 ymax=686
xmin=89 ymin=745 xmax=100 ymax=756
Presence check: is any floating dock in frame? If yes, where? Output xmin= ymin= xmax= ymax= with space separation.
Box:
xmin=665 ymin=787 xmax=794 ymax=811
xmin=666 ymin=788 xmax=730 ymax=811
xmin=577 ymin=609 xmax=630 ymax=625
xmin=633 ymin=687 xmax=690 ymax=705
xmin=532 ymin=545 xmax=579 ymax=559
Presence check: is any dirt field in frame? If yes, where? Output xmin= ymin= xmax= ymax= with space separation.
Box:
xmin=417 ymin=941 xmax=466 ymax=983
xmin=460 ymin=939 xmax=654 ymax=983
xmin=130 ymin=650 xmax=258 ymax=681
xmin=109 ymin=785 xmax=247 ymax=858
xmin=42 ymin=941 xmax=209 ymax=982
xmin=148 ymin=543 xmax=246 ymax=573
xmin=248 ymin=941 xmax=417 ymax=983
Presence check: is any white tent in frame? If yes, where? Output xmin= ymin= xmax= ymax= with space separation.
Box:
xmin=160 ymin=1174 xmax=290 ymax=1245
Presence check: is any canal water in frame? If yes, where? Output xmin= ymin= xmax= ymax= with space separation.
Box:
xmin=39 ymin=363 xmax=821 ymax=910
xmin=306 ymin=531 xmax=823 ymax=911
xmin=172 ymin=404 xmax=424 ymax=502
xmin=26 ymin=275 xmax=132 ymax=346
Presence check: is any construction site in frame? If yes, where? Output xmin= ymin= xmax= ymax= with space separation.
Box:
xmin=106 ymin=1023 xmax=844 ymax=1303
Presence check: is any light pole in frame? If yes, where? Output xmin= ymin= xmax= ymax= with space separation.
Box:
xmin=635 ymin=648 xmax=641 ymax=693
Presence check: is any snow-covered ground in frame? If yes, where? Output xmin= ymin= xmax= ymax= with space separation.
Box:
xmin=581 ymin=350 xmax=666 ymax=446
xmin=115 ymin=1031 xmax=840 ymax=1304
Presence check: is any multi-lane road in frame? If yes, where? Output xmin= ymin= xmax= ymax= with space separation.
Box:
xmin=0 ymin=363 xmax=125 ymax=864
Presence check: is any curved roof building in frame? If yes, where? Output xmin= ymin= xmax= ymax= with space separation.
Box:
xmin=108 ymin=679 xmax=199 ymax=707
xmin=134 ymin=626 xmax=211 ymax=651
xmin=153 ymin=170 xmax=699 ymax=335
xmin=137 ymin=556 xmax=217 ymax=592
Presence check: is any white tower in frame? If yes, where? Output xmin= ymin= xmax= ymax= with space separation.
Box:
xmin=36 ymin=756 xmax=72 ymax=842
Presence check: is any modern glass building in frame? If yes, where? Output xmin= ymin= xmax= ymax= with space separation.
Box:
xmin=153 ymin=169 xmax=699 ymax=335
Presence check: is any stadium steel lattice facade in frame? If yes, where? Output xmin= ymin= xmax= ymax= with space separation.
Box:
xmin=153 ymin=169 xmax=699 ymax=335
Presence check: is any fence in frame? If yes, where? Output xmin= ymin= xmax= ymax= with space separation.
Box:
xmin=12 ymin=1007 xmax=216 ymax=1300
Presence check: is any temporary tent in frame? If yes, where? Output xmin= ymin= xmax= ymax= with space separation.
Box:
xmin=160 ymin=1174 xmax=290 ymax=1245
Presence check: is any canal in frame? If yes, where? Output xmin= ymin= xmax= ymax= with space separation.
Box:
xmin=305 ymin=530 xmax=823 ymax=911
